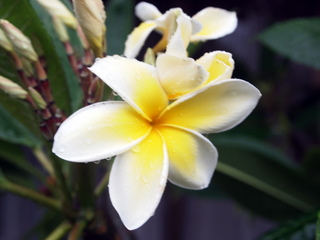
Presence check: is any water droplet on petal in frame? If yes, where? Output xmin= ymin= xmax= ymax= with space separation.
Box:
xmin=112 ymin=91 xmax=118 ymax=96
xmin=142 ymin=175 xmax=148 ymax=183
xmin=94 ymin=160 xmax=101 ymax=164
xmin=149 ymin=161 xmax=154 ymax=168
xmin=135 ymin=172 xmax=140 ymax=180
xmin=131 ymin=145 xmax=140 ymax=153
xmin=106 ymin=156 xmax=113 ymax=160
xmin=58 ymin=145 xmax=65 ymax=153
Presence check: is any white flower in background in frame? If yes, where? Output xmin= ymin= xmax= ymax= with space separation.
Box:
xmin=124 ymin=1 xmax=237 ymax=58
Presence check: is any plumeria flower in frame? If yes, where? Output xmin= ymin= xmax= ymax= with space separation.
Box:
xmin=124 ymin=1 xmax=237 ymax=58
xmin=157 ymin=14 xmax=235 ymax=100
xmin=52 ymin=55 xmax=261 ymax=230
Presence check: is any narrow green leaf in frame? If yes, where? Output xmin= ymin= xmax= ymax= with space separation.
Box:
xmin=0 ymin=140 xmax=46 ymax=181
xmin=259 ymin=211 xmax=317 ymax=240
xmin=106 ymin=0 xmax=134 ymax=55
xmin=259 ymin=18 xmax=320 ymax=69
xmin=208 ymin=135 xmax=320 ymax=221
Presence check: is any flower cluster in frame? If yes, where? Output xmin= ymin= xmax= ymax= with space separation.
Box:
xmin=52 ymin=1 xmax=261 ymax=230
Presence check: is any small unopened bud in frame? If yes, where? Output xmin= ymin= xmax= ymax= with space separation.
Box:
xmin=21 ymin=58 xmax=34 ymax=77
xmin=144 ymin=48 xmax=156 ymax=66
xmin=73 ymin=0 xmax=106 ymax=57
xmin=36 ymin=0 xmax=77 ymax=29
xmin=28 ymin=87 xmax=47 ymax=109
xmin=0 ymin=76 xmax=28 ymax=99
xmin=0 ymin=28 xmax=13 ymax=52
xmin=52 ymin=17 xmax=69 ymax=42
xmin=0 ymin=19 xmax=38 ymax=62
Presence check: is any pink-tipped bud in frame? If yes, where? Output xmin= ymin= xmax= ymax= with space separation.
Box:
xmin=36 ymin=0 xmax=77 ymax=29
xmin=0 ymin=76 xmax=28 ymax=99
xmin=28 ymin=87 xmax=47 ymax=109
xmin=73 ymin=0 xmax=106 ymax=57
xmin=0 ymin=19 xmax=38 ymax=62
xmin=52 ymin=16 xmax=69 ymax=42
xmin=0 ymin=28 xmax=13 ymax=52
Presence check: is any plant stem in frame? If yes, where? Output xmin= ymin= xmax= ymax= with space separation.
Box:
xmin=68 ymin=219 xmax=87 ymax=240
xmin=45 ymin=221 xmax=72 ymax=240
xmin=33 ymin=147 xmax=55 ymax=177
xmin=94 ymin=168 xmax=110 ymax=197
xmin=0 ymin=180 xmax=60 ymax=211
xmin=75 ymin=162 xmax=95 ymax=211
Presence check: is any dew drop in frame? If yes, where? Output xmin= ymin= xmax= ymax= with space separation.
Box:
xmin=135 ymin=172 xmax=140 ymax=180
xmin=131 ymin=145 xmax=140 ymax=153
xmin=94 ymin=160 xmax=101 ymax=164
xmin=112 ymin=91 xmax=118 ymax=96
xmin=85 ymin=138 xmax=92 ymax=145
xmin=149 ymin=161 xmax=154 ymax=168
xmin=142 ymin=175 xmax=148 ymax=183
xmin=106 ymin=156 xmax=113 ymax=160
xmin=58 ymin=145 xmax=65 ymax=153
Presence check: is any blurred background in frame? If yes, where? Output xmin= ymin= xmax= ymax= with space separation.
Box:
xmin=1 ymin=0 xmax=320 ymax=239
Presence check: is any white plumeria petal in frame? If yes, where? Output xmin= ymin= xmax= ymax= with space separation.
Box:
xmin=135 ymin=2 xmax=162 ymax=21
xmin=109 ymin=130 xmax=168 ymax=230
xmin=89 ymin=55 xmax=168 ymax=121
xmin=124 ymin=21 xmax=157 ymax=58
xmin=196 ymin=51 xmax=234 ymax=84
xmin=156 ymin=54 xmax=208 ymax=99
xmin=166 ymin=14 xmax=193 ymax=57
xmin=156 ymin=79 xmax=261 ymax=134
xmin=191 ymin=7 xmax=237 ymax=41
xmin=157 ymin=125 xmax=217 ymax=189
xmin=53 ymin=102 xmax=151 ymax=162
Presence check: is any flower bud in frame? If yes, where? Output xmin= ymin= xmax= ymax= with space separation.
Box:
xmin=0 ymin=76 xmax=28 ymax=99
xmin=0 ymin=28 xmax=13 ymax=52
xmin=28 ymin=87 xmax=47 ymax=109
xmin=0 ymin=19 xmax=38 ymax=62
xmin=52 ymin=16 xmax=69 ymax=42
xmin=36 ymin=0 xmax=77 ymax=29
xmin=73 ymin=0 xmax=106 ymax=57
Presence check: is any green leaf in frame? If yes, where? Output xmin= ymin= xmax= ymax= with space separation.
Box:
xmin=0 ymin=140 xmax=45 ymax=180
xmin=259 ymin=211 xmax=317 ymax=240
xmin=259 ymin=18 xmax=320 ymax=70
xmin=106 ymin=0 xmax=134 ymax=55
xmin=0 ymin=100 xmax=42 ymax=146
xmin=208 ymin=135 xmax=320 ymax=221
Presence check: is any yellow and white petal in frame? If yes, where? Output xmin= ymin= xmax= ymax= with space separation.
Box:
xmin=135 ymin=2 xmax=162 ymax=21
xmin=196 ymin=51 xmax=234 ymax=84
xmin=166 ymin=14 xmax=193 ymax=58
xmin=53 ymin=102 xmax=151 ymax=162
xmin=157 ymin=126 xmax=217 ymax=189
xmin=191 ymin=7 xmax=237 ymax=41
xmin=109 ymin=129 xmax=168 ymax=230
xmin=124 ymin=21 xmax=157 ymax=58
xmin=89 ymin=55 xmax=168 ymax=121
xmin=156 ymin=54 xmax=208 ymax=99
xmin=156 ymin=79 xmax=261 ymax=134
